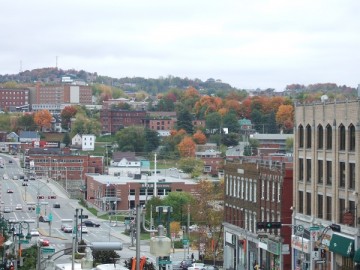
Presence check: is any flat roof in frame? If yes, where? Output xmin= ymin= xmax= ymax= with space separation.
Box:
xmin=87 ymin=173 xmax=197 ymax=185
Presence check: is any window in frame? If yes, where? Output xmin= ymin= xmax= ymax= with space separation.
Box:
xmin=349 ymin=163 xmax=355 ymax=190
xmin=298 ymin=125 xmax=304 ymax=148
xmin=306 ymin=193 xmax=311 ymax=215
xmin=266 ymin=180 xmax=270 ymax=201
xmin=317 ymin=194 xmax=323 ymax=219
xmin=339 ymin=198 xmax=345 ymax=224
xmin=317 ymin=160 xmax=323 ymax=184
xmin=326 ymin=125 xmax=332 ymax=150
xmin=261 ymin=179 xmax=264 ymax=199
xmin=339 ymin=162 xmax=345 ymax=188
xmin=339 ymin=124 xmax=345 ymax=151
xmin=326 ymin=161 xmax=332 ymax=185
xmin=326 ymin=196 xmax=332 ymax=221
xmin=298 ymin=191 xmax=303 ymax=214
xmin=306 ymin=159 xmax=311 ymax=182
xmin=129 ymin=189 xmax=135 ymax=195
xmin=317 ymin=125 xmax=323 ymax=149
xmin=349 ymin=124 xmax=355 ymax=151
xmin=253 ymin=180 xmax=257 ymax=203
xmin=349 ymin=201 xmax=356 ymax=226
xmin=299 ymin=158 xmax=304 ymax=181
xmin=306 ymin=124 xmax=312 ymax=148
xmin=272 ymin=181 xmax=275 ymax=202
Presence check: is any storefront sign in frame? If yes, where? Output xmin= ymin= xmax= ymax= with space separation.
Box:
xmin=268 ymin=239 xmax=280 ymax=255
xmin=258 ymin=241 xmax=267 ymax=250
xmin=291 ymin=235 xmax=310 ymax=253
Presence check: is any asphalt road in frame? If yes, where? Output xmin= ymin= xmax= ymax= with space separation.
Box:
xmin=0 ymin=154 xmax=198 ymax=267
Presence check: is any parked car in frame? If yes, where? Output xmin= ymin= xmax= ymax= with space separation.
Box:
xmin=22 ymin=182 xmax=28 ymax=186
xmin=7 ymin=189 xmax=13 ymax=193
xmin=203 ymin=266 xmax=219 ymax=270
xmin=15 ymin=204 xmax=22 ymax=210
xmin=29 ymin=175 xmax=36 ymax=180
xmin=8 ymin=160 xmax=12 ymax=163
xmin=82 ymin=220 xmax=100 ymax=227
xmin=12 ymin=175 xmax=18 ymax=180
xmin=180 ymin=259 xmax=193 ymax=270
xmin=39 ymin=238 xmax=50 ymax=246
xmin=3 ymin=207 xmax=11 ymax=213
xmin=63 ymin=225 xmax=73 ymax=233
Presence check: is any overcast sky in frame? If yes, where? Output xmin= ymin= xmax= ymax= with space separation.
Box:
xmin=1 ymin=0 xmax=359 ymax=90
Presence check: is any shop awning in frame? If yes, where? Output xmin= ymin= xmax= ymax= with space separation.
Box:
xmin=329 ymin=234 xmax=354 ymax=257
xmin=354 ymin=249 xmax=360 ymax=262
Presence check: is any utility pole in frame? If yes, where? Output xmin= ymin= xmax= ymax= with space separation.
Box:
xmin=187 ymin=204 xmax=190 ymax=256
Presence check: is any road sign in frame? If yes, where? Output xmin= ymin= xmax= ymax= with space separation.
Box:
xmin=309 ymin=226 xmax=320 ymax=231
xmin=158 ymin=260 xmax=172 ymax=265
xmin=48 ymin=213 xmax=53 ymax=222
xmin=78 ymin=215 xmax=88 ymax=219
xmin=41 ymin=247 xmax=55 ymax=254
xmin=182 ymin=239 xmax=189 ymax=245
xmin=36 ymin=207 xmax=40 ymax=215
xmin=20 ymin=240 xmax=29 ymax=244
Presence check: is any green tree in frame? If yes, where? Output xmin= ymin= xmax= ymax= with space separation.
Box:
xmin=205 ymin=112 xmax=222 ymax=132
xmin=266 ymin=111 xmax=279 ymax=134
xmin=144 ymin=128 xmax=160 ymax=152
xmin=92 ymin=250 xmax=119 ymax=265
xmin=17 ymin=114 xmax=37 ymax=131
xmin=285 ymin=137 xmax=294 ymax=152
xmin=176 ymin=108 xmax=194 ymax=134
xmin=63 ymin=132 xmax=71 ymax=146
xmin=0 ymin=113 xmax=11 ymax=131
xmin=243 ymin=145 xmax=252 ymax=156
xmin=115 ymin=126 xmax=145 ymax=152
xmin=221 ymin=133 xmax=239 ymax=147
xmin=162 ymin=192 xmax=194 ymax=223
xmin=178 ymin=157 xmax=204 ymax=178
xmin=222 ymin=111 xmax=240 ymax=133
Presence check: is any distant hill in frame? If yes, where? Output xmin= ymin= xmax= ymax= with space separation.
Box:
xmin=0 ymin=67 xmax=244 ymax=96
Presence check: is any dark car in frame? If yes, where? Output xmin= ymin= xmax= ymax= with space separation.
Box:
xmin=39 ymin=216 xmax=50 ymax=223
xmin=180 ymin=259 xmax=193 ymax=270
xmin=203 ymin=266 xmax=219 ymax=270
xmin=81 ymin=220 xmax=100 ymax=227
xmin=53 ymin=203 xmax=60 ymax=208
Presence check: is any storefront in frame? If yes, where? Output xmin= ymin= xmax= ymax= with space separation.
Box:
xmin=328 ymin=233 xmax=354 ymax=270
xmin=291 ymin=235 xmax=311 ymax=269
xmin=224 ymin=231 xmax=237 ymax=270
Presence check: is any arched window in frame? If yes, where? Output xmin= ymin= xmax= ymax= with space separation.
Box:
xmin=326 ymin=124 xmax=332 ymax=150
xmin=349 ymin=124 xmax=355 ymax=151
xmin=298 ymin=125 xmax=304 ymax=148
xmin=306 ymin=124 xmax=312 ymax=148
xmin=317 ymin=125 xmax=323 ymax=149
xmin=339 ymin=124 xmax=345 ymax=151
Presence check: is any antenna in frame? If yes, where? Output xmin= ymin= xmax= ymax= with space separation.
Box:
xmin=20 ymin=60 xmax=22 ymax=73
xmin=56 ymin=56 xmax=58 ymax=68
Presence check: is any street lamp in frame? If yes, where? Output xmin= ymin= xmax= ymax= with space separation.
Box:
xmin=8 ymin=221 xmax=31 ymax=270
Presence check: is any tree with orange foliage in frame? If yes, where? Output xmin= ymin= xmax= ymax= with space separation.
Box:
xmin=178 ymin=136 xmax=196 ymax=157
xmin=276 ymin=105 xmax=294 ymax=132
xmin=61 ymin=105 xmax=78 ymax=129
xmin=193 ymin=130 xmax=207 ymax=144
xmin=34 ymin=109 xmax=52 ymax=130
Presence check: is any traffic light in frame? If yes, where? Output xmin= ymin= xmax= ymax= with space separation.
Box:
xmin=330 ymin=223 xmax=341 ymax=232
xmin=37 ymin=195 xmax=44 ymax=199
xmin=256 ymin=221 xmax=282 ymax=230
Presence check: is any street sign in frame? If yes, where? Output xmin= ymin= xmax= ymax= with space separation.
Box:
xmin=41 ymin=247 xmax=55 ymax=254
xmin=159 ymin=260 xmax=172 ymax=265
xmin=309 ymin=226 xmax=320 ymax=231
xmin=182 ymin=239 xmax=189 ymax=245
xmin=36 ymin=207 xmax=40 ymax=215
xmin=48 ymin=213 xmax=53 ymax=222
xmin=20 ymin=240 xmax=29 ymax=244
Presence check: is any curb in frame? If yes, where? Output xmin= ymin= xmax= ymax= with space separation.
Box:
xmin=38 ymin=227 xmax=67 ymax=240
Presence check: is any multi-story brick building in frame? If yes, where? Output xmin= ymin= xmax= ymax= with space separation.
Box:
xmin=293 ymin=99 xmax=360 ymax=270
xmin=26 ymin=147 xmax=104 ymax=197
xmin=85 ymin=173 xmax=198 ymax=212
xmin=223 ymin=157 xmax=293 ymax=270
xmin=100 ymin=109 xmax=147 ymax=134
xmin=0 ymin=88 xmax=30 ymax=111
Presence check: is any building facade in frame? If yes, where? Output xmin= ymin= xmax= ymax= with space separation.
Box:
xmin=0 ymin=88 xmax=30 ymax=111
xmin=293 ymin=100 xmax=360 ymax=270
xmin=100 ymin=109 xmax=147 ymax=134
xmin=223 ymin=157 xmax=293 ymax=270
xmin=85 ymin=173 xmax=198 ymax=212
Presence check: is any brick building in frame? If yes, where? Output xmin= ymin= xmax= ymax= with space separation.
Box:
xmin=85 ymin=173 xmax=198 ymax=212
xmin=294 ymin=99 xmax=360 ymax=270
xmin=0 ymin=88 xmax=30 ymax=111
xmin=100 ymin=109 xmax=147 ymax=134
xmin=223 ymin=156 xmax=293 ymax=270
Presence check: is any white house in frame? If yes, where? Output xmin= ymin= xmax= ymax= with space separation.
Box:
xmin=71 ymin=134 xmax=96 ymax=151
xmin=108 ymin=152 xmax=141 ymax=176
xmin=81 ymin=134 xmax=96 ymax=151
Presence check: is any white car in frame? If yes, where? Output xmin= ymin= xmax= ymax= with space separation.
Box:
xmin=188 ymin=263 xmax=205 ymax=270
xmin=30 ymin=229 xmax=39 ymax=237
xmin=15 ymin=204 xmax=22 ymax=210
xmin=78 ymin=226 xmax=88 ymax=233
